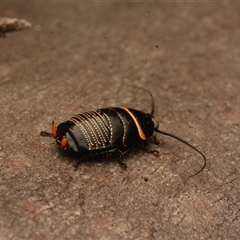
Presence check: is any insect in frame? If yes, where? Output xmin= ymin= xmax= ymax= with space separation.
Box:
xmin=41 ymin=87 xmax=206 ymax=178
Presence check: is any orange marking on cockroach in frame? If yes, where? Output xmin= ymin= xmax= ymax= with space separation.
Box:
xmin=61 ymin=137 xmax=68 ymax=149
xmin=121 ymin=107 xmax=147 ymax=140
xmin=52 ymin=121 xmax=57 ymax=138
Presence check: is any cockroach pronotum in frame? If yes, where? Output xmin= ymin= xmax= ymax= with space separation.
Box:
xmin=41 ymin=87 xmax=206 ymax=178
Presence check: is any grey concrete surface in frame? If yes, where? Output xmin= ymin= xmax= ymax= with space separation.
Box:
xmin=0 ymin=2 xmax=240 ymax=239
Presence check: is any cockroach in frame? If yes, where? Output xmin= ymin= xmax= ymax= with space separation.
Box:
xmin=41 ymin=87 xmax=206 ymax=177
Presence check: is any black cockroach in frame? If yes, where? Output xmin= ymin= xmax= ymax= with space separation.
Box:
xmin=41 ymin=87 xmax=206 ymax=178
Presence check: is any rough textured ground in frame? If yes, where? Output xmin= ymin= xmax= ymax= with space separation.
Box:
xmin=0 ymin=2 xmax=240 ymax=240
